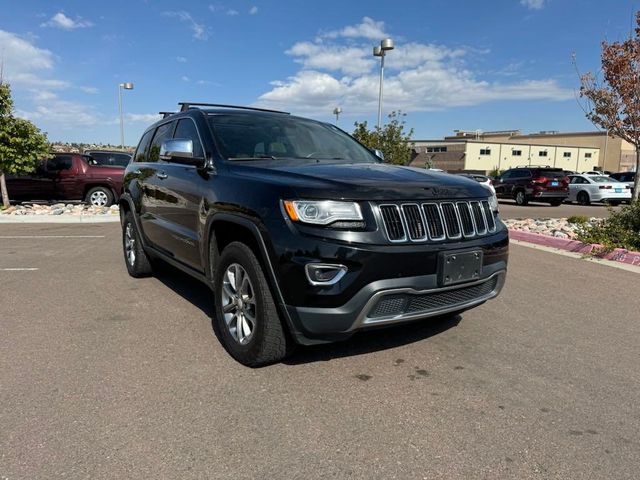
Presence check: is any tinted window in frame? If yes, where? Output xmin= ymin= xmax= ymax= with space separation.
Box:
xmin=534 ymin=169 xmax=565 ymax=178
xmin=208 ymin=114 xmax=377 ymax=163
xmin=89 ymin=152 xmax=131 ymax=167
xmin=500 ymin=170 xmax=513 ymax=179
xmin=173 ymin=119 xmax=204 ymax=158
xmin=134 ymin=130 xmax=154 ymax=163
xmin=148 ymin=122 xmax=175 ymax=162
xmin=47 ymin=156 xmax=73 ymax=171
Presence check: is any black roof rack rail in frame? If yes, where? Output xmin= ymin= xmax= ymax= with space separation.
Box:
xmin=159 ymin=111 xmax=176 ymax=119
xmin=515 ymin=164 xmax=553 ymax=168
xmin=178 ymin=102 xmax=289 ymax=115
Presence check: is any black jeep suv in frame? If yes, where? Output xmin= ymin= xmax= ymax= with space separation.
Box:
xmin=120 ymin=103 xmax=509 ymax=366
xmin=493 ymin=166 xmax=569 ymax=206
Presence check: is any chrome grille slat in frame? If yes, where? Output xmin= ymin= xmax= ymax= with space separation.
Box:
xmin=379 ymin=205 xmax=406 ymax=241
xmin=378 ymin=200 xmax=497 ymax=243
xmin=422 ymin=203 xmax=446 ymax=241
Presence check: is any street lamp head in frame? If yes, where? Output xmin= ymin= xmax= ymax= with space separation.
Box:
xmin=120 ymin=82 xmax=134 ymax=90
xmin=381 ymin=38 xmax=394 ymax=51
xmin=333 ymin=107 xmax=342 ymax=115
xmin=373 ymin=45 xmax=382 ymax=57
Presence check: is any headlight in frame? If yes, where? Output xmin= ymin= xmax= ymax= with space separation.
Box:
xmin=488 ymin=193 xmax=499 ymax=213
xmin=283 ymin=200 xmax=363 ymax=225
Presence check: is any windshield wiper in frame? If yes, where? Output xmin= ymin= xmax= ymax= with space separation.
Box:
xmin=228 ymin=155 xmax=278 ymax=161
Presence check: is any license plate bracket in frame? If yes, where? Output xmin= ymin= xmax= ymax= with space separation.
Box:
xmin=439 ymin=250 xmax=483 ymax=286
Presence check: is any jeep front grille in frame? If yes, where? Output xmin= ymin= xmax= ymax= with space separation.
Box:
xmin=378 ymin=200 xmax=497 ymax=243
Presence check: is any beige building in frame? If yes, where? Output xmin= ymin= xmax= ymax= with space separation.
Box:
xmin=410 ymin=139 xmax=599 ymax=174
xmin=441 ymin=130 xmax=637 ymax=172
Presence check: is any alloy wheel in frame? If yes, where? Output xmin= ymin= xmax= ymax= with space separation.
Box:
xmin=90 ymin=190 xmax=109 ymax=206
xmin=124 ymin=223 xmax=136 ymax=266
xmin=221 ymin=263 xmax=256 ymax=345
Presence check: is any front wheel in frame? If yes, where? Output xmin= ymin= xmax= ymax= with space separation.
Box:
xmin=214 ymin=242 xmax=291 ymax=367
xmin=85 ymin=186 xmax=114 ymax=207
xmin=515 ymin=190 xmax=528 ymax=206
xmin=122 ymin=211 xmax=153 ymax=278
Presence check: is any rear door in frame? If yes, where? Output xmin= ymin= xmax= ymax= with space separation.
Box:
xmin=137 ymin=121 xmax=176 ymax=251
xmin=48 ymin=155 xmax=81 ymax=200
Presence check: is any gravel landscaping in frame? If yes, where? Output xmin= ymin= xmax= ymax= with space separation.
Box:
xmin=503 ymin=217 xmax=602 ymax=240
xmin=0 ymin=203 xmax=119 ymax=216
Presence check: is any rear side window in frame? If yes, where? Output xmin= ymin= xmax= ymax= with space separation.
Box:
xmin=133 ymin=130 xmax=154 ymax=163
xmin=47 ymin=156 xmax=73 ymax=171
xmin=148 ymin=122 xmax=175 ymax=162
xmin=173 ymin=119 xmax=204 ymax=158
xmin=535 ymin=169 xmax=565 ymax=178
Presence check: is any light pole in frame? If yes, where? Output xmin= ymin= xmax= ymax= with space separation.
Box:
xmin=118 ymin=82 xmax=134 ymax=148
xmin=373 ymin=38 xmax=394 ymax=130
xmin=333 ymin=106 xmax=342 ymax=125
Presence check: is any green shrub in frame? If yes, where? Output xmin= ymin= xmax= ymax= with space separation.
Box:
xmin=567 ymin=215 xmax=589 ymax=224
xmin=488 ymin=167 xmax=502 ymax=178
xmin=576 ymin=200 xmax=640 ymax=251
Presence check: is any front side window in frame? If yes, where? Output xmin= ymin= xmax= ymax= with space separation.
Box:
xmin=148 ymin=122 xmax=175 ymax=162
xmin=208 ymin=114 xmax=378 ymax=163
xmin=133 ymin=130 xmax=154 ymax=163
xmin=173 ymin=119 xmax=204 ymax=158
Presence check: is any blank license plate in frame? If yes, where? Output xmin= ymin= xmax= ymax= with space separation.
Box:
xmin=440 ymin=250 xmax=483 ymax=286
xmin=550 ymin=181 xmax=559 ymax=186
xmin=615 ymin=188 xmax=622 ymax=193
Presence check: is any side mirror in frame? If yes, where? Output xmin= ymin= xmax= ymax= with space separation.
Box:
xmin=373 ymin=149 xmax=385 ymax=160
xmin=160 ymin=139 xmax=204 ymax=166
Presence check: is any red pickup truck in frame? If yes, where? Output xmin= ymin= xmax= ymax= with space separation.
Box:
xmin=5 ymin=153 xmax=125 ymax=206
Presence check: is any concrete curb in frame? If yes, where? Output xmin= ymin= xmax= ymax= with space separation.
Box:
xmin=0 ymin=214 xmax=120 ymax=223
xmin=508 ymin=229 xmax=640 ymax=267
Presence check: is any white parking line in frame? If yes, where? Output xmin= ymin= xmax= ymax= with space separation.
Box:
xmin=0 ymin=235 xmax=105 ymax=239
xmin=0 ymin=268 xmax=39 ymax=271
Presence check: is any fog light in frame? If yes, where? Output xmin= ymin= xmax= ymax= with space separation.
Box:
xmin=305 ymin=263 xmax=348 ymax=286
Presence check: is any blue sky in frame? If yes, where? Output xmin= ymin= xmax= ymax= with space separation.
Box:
xmin=1 ymin=0 xmax=639 ymax=145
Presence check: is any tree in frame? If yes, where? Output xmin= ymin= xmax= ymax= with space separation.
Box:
xmin=0 ymin=83 xmax=50 ymax=208
xmin=352 ymin=111 xmax=414 ymax=165
xmin=578 ymin=12 xmax=640 ymax=201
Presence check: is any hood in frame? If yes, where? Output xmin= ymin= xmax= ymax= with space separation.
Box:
xmin=230 ymin=161 xmax=489 ymax=200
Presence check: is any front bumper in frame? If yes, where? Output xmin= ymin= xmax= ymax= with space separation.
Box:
xmin=285 ymin=261 xmax=507 ymax=344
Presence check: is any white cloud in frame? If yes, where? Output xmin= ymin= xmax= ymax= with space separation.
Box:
xmin=16 ymin=92 xmax=99 ymax=129
xmin=126 ymin=113 xmax=161 ymax=123
xmin=163 ymin=11 xmax=208 ymax=40
xmin=181 ymin=75 xmax=190 ymax=82
xmin=249 ymin=6 xmax=258 ymax=15
xmin=79 ymin=86 xmax=99 ymax=94
xmin=41 ymin=12 xmax=93 ymax=30
xmin=520 ymin=0 xmax=545 ymax=10
xmin=321 ymin=17 xmax=389 ymax=41
xmin=227 ymin=9 xmax=239 ymax=16
xmin=176 ymin=56 xmax=187 ymax=63
xmin=0 ymin=30 xmax=69 ymax=89
xmin=256 ymin=19 xmax=572 ymax=115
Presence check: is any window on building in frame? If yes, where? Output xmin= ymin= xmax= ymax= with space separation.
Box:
xmin=538 ymin=151 xmax=548 ymax=157
xmin=479 ymin=148 xmax=491 ymax=155
xmin=585 ymin=152 xmax=592 ymax=158
xmin=512 ymin=150 xmax=522 ymax=156
xmin=563 ymin=152 xmax=572 ymax=158
xmin=426 ymin=146 xmax=447 ymax=153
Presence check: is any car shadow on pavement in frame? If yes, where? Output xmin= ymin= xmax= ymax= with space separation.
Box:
xmin=153 ymin=260 xmax=462 ymax=365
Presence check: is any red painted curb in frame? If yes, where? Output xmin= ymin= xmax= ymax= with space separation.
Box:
xmin=508 ymin=229 xmax=640 ymax=267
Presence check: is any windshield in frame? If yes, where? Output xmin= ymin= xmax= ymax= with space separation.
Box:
xmin=590 ymin=176 xmax=615 ymax=183
xmin=207 ymin=114 xmax=378 ymax=163
xmin=88 ymin=152 xmax=131 ymax=167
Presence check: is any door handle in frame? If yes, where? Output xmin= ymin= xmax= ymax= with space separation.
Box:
xmin=156 ymin=172 xmax=168 ymax=180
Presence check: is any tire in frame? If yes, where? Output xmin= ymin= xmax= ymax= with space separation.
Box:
xmin=85 ymin=186 xmax=114 ymax=207
xmin=549 ymin=199 xmax=563 ymax=207
xmin=122 ymin=211 xmax=153 ymax=278
xmin=514 ymin=190 xmax=528 ymax=206
xmin=577 ymin=191 xmax=590 ymax=206
xmin=213 ymin=241 xmax=291 ymax=367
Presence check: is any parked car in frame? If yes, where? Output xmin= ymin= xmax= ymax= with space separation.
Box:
xmin=456 ymin=173 xmax=496 ymax=195
xmin=4 ymin=153 xmax=124 ymax=206
xmin=84 ymin=149 xmax=132 ymax=168
xmin=581 ymin=170 xmax=611 ymax=175
xmin=492 ymin=166 xmax=569 ymax=206
xmin=567 ymin=174 xmax=632 ymax=205
xmin=120 ymin=102 xmax=509 ymax=366
xmin=609 ymin=171 xmax=636 ymax=196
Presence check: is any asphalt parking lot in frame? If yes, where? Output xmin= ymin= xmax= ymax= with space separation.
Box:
xmin=1 ymin=223 xmax=639 ymax=479
xmin=498 ymin=200 xmax=620 ymax=219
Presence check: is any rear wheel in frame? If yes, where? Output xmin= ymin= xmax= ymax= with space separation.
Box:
xmin=85 ymin=186 xmax=114 ymax=207
xmin=514 ymin=190 xmax=528 ymax=206
xmin=122 ymin=211 xmax=153 ymax=277
xmin=213 ymin=241 xmax=291 ymax=367
xmin=577 ymin=191 xmax=590 ymax=206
